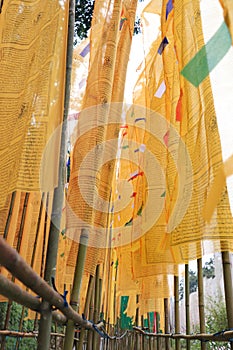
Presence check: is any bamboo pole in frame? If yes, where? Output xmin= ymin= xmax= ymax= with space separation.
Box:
xmin=197 ymin=258 xmax=206 ymax=350
xmin=40 ymin=193 xmax=50 ymax=279
xmin=63 ymin=229 xmax=89 ymax=350
xmin=33 ymin=312 xmax=39 ymax=336
xmin=16 ymin=194 xmax=46 ymax=350
xmin=147 ymin=312 xmax=152 ymax=350
xmin=16 ymin=193 xmax=30 ymax=253
xmin=99 ymin=276 xmax=103 ymax=347
xmin=174 ymin=276 xmax=180 ymax=350
xmin=33 ymin=193 xmax=49 ymax=335
xmin=87 ymin=286 xmax=94 ymax=350
xmin=15 ymin=306 xmax=26 ymax=350
xmin=105 ymin=318 xmax=110 ymax=350
xmin=1 ymin=193 xmax=29 ymax=350
xmin=164 ymin=298 xmax=170 ymax=350
xmin=1 ymin=191 xmax=17 ymax=350
xmin=31 ymin=194 xmax=45 ymax=270
xmin=156 ymin=312 xmax=161 ymax=350
xmin=185 ymin=264 xmax=190 ymax=350
xmin=103 ymin=239 xmax=112 ymax=323
xmin=222 ymin=251 xmax=233 ymax=350
xmin=1 ymin=192 xmax=16 ymax=350
xmin=33 ymin=193 xmax=49 ymax=332
xmin=135 ymin=294 xmax=140 ymax=350
xmin=113 ymin=260 xmax=118 ymax=330
xmin=54 ymin=322 xmax=58 ymax=350
xmin=37 ymin=0 xmax=75 ymax=348
xmin=101 ymin=188 xmax=113 ymax=327
xmin=3 ymin=192 xmax=16 ymax=239
xmin=141 ymin=314 xmax=145 ymax=350
xmin=77 ymin=275 xmax=94 ymax=350
xmin=93 ymin=265 xmax=101 ymax=349
xmin=99 ymin=277 xmax=103 ymax=319
xmin=105 ymin=247 xmax=112 ymax=333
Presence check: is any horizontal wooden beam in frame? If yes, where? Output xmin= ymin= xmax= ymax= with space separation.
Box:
xmin=133 ymin=327 xmax=233 ymax=342
xmin=0 ymin=237 xmax=101 ymax=330
xmin=0 ymin=269 xmax=67 ymax=324
xmin=0 ymin=330 xmax=81 ymax=342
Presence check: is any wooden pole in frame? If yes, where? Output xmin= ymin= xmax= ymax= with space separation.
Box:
xmin=87 ymin=286 xmax=94 ymax=350
xmin=40 ymin=193 xmax=50 ymax=279
xmin=174 ymin=276 xmax=180 ymax=350
xmin=63 ymin=229 xmax=89 ymax=350
xmin=164 ymin=298 xmax=170 ymax=350
xmin=147 ymin=312 xmax=152 ymax=350
xmin=135 ymin=294 xmax=140 ymax=350
xmin=77 ymin=275 xmax=94 ymax=350
xmin=0 ymin=191 xmax=17 ymax=350
xmin=16 ymin=194 xmax=45 ymax=350
xmin=156 ymin=312 xmax=161 ymax=350
xmin=31 ymin=194 xmax=45 ymax=271
xmin=133 ymin=326 xmax=233 ymax=342
xmin=113 ymin=259 xmax=119 ymax=331
xmin=99 ymin=276 xmax=103 ymax=346
xmin=37 ymin=0 xmax=75 ymax=348
xmin=16 ymin=193 xmax=30 ymax=255
xmin=93 ymin=265 xmax=101 ymax=349
xmin=15 ymin=307 xmax=25 ymax=350
xmin=105 ymin=317 xmax=111 ymax=350
xmin=34 ymin=193 xmax=49 ymax=335
xmin=1 ymin=193 xmax=29 ymax=350
xmin=197 ymin=258 xmax=206 ymax=350
xmin=141 ymin=314 xmax=145 ymax=350
xmin=104 ymin=235 xmax=113 ymax=335
xmin=3 ymin=192 xmax=16 ymax=239
xmin=222 ymin=251 xmax=233 ymax=350
xmin=104 ymin=245 xmax=112 ymax=323
xmin=185 ymin=264 xmax=190 ymax=350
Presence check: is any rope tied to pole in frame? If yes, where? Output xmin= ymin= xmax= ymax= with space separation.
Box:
xmin=51 ymin=277 xmax=69 ymax=308
xmin=213 ymin=328 xmax=233 ymax=342
xmin=82 ymin=314 xmax=107 ymax=338
xmin=81 ymin=314 xmax=128 ymax=340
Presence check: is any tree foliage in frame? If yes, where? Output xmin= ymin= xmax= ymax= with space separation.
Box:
xmin=179 ymin=270 xmax=198 ymax=300
xmin=0 ymin=302 xmax=37 ymax=349
xmin=75 ymin=0 xmax=95 ymax=42
xmin=205 ymin=295 xmax=229 ymax=349
xmin=203 ymin=258 xmax=215 ymax=279
xmin=133 ymin=17 xmax=142 ymax=35
xmin=74 ymin=0 xmax=144 ymax=43
xmin=0 ymin=302 xmax=64 ymax=349
xmin=179 ymin=259 xmax=216 ymax=300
